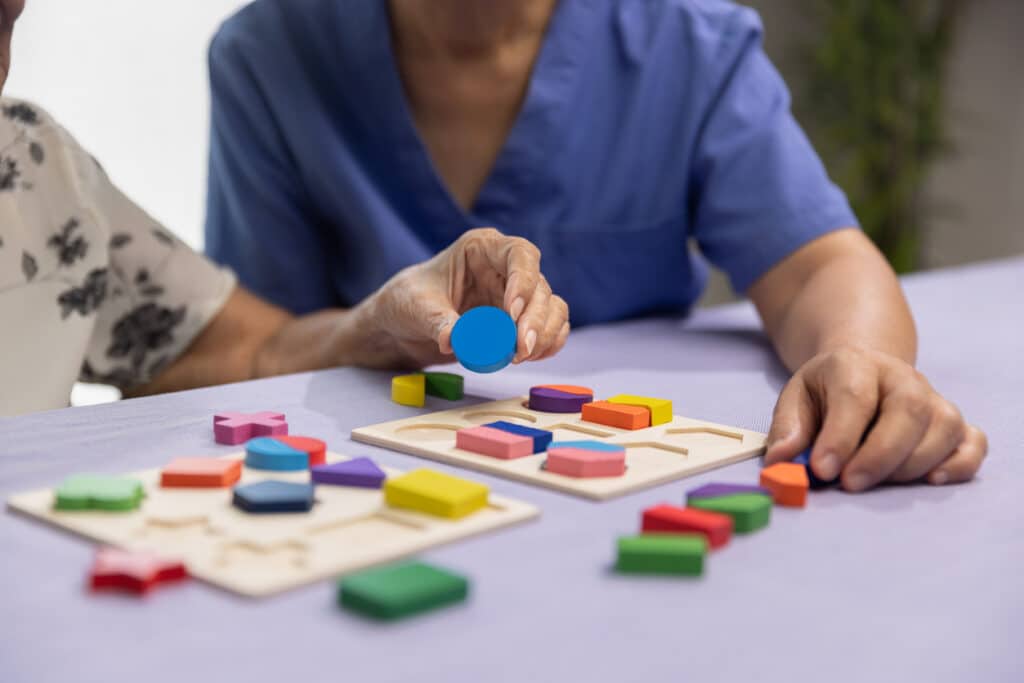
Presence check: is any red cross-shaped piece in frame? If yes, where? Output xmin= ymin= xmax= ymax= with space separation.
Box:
xmin=89 ymin=548 xmax=188 ymax=594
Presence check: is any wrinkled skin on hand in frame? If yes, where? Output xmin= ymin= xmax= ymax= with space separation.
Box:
xmin=363 ymin=227 xmax=570 ymax=369
xmin=765 ymin=346 xmax=988 ymax=491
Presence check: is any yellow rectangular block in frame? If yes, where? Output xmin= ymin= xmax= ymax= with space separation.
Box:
xmin=392 ymin=374 xmax=425 ymax=407
xmin=606 ymin=394 xmax=673 ymax=426
xmin=384 ymin=469 xmax=489 ymax=519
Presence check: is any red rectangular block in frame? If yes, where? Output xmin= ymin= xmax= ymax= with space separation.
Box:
xmin=641 ymin=504 xmax=733 ymax=549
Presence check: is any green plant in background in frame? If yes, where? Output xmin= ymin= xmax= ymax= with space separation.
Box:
xmin=799 ymin=0 xmax=964 ymax=272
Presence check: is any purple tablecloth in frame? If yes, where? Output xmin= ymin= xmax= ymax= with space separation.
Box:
xmin=2 ymin=257 xmax=1021 ymax=683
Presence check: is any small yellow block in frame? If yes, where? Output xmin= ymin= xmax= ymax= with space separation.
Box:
xmin=384 ymin=469 xmax=489 ymax=519
xmin=607 ymin=394 xmax=673 ymax=426
xmin=391 ymin=374 xmax=425 ymax=407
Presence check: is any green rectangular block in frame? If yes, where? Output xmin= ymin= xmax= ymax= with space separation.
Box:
xmin=615 ymin=534 xmax=706 ymax=576
xmin=688 ymin=493 xmax=772 ymax=533
xmin=424 ymin=372 xmax=464 ymax=401
xmin=338 ymin=561 xmax=469 ymax=620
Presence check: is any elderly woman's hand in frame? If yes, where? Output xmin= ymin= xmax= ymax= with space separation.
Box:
xmin=357 ymin=227 xmax=570 ymax=369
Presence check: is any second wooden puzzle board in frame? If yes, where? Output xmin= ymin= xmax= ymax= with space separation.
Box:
xmin=352 ymin=398 xmax=767 ymax=500
xmin=6 ymin=453 xmax=538 ymax=597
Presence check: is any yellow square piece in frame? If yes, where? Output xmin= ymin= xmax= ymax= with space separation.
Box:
xmin=391 ymin=374 xmax=425 ymax=407
xmin=606 ymin=394 xmax=673 ymax=426
xmin=384 ymin=469 xmax=489 ymax=519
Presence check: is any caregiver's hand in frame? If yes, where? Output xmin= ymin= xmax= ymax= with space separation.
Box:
xmin=357 ymin=227 xmax=570 ymax=369
xmin=763 ymin=346 xmax=988 ymax=491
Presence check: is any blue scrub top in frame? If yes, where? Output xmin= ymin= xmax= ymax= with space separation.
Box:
xmin=204 ymin=0 xmax=857 ymax=326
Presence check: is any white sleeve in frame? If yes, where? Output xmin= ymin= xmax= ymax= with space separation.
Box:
xmin=71 ymin=151 xmax=237 ymax=387
xmin=0 ymin=98 xmax=235 ymax=401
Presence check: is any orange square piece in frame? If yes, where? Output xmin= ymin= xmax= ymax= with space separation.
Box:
xmin=581 ymin=401 xmax=650 ymax=430
xmin=161 ymin=457 xmax=242 ymax=488
xmin=759 ymin=462 xmax=809 ymax=508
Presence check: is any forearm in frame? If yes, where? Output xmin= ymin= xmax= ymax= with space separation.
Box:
xmin=132 ymin=287 xmax=418 ymax=397
xmin=750 ymin=230 xmax=917 ymax=372
xmin=252 ymin=295 xmax=414 ymax=377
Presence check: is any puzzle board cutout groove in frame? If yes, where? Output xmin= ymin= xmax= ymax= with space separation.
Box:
xmin=6 ymin=453 xmax=538 ymax=597
xmin=352 ymin=397 xmax=767 ymax=500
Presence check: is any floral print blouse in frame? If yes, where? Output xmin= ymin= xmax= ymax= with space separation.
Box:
xmin=0 ymin=98 xmax=235 ymax=416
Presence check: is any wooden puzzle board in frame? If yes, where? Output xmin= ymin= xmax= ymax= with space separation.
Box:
xmin=352 ymin=397 xmax=767 ymax=501
xmin=6 ymin=453 xmax=538 ymax=598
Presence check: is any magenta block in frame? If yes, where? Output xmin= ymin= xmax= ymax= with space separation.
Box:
xmin=213 ymin=411 xmax=288 ymax=445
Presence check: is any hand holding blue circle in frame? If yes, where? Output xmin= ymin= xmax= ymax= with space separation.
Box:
xmin=450 ymin=306 xmax=517 ymax=374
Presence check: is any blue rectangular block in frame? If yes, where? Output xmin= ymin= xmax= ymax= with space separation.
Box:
xmin=484 ymin=421 xmax=553 ymax=454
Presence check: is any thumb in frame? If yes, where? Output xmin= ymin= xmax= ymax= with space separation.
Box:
xmin=763 ymin=377 xmax=817 ymax=465
xmin=430 ymin=303 xmax=459 ymax=355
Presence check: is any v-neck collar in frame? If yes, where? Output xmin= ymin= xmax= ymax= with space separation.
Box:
xmin=339 ymin=0 xmax=598 ymax=243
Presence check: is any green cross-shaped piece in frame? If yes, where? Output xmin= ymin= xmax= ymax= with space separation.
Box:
xmin=54 ymin=475 xmax=145 ymax=512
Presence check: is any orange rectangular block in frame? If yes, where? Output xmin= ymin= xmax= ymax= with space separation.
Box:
xmin=759 ymin=462 xmax=809 ymax=508
xmin=160 ymin=457 xmax=242 ymax=488
xmin=580 ymin=401 xmax=650 ymax=430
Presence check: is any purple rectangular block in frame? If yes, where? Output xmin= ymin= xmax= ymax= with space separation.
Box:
xmin=311 ymin=457 xmax=386 ymax=488
xmin=686 ymin=482 xmax=771 ymax=502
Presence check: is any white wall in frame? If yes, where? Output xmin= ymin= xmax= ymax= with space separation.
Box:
xmin=6 ymin=0 xmax=250 ymax=251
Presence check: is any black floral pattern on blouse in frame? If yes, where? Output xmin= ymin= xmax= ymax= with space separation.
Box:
xmin=134 ymin=268 xmax=165 ymax=298
xmin=48 ymin=218 xmax=88 ymax=266
xmin=104 ymin=302 xmax=186 ymax=380
xmin=109 ymin=233 xmax=132 ymax=249
xmin=29 ymin=141 xmax=44 ymax=165
xmin=0 ymin=156 xmax=19 ymax=191
xmin=57 ymin=268 xmax=109 ymax=318
xmin=79 ymin=360 xmax=138 ymax=388
xmin=22 ymin=251 xmax=38 ymax=280
xmin=2 ymin=103 xmax=40 ymax=125
xmin=151 ymin=229 xmax=175 ymax=247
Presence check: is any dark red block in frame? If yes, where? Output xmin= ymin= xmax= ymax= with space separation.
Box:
xmin=641 ymin=503 xmax=733 ymax=549
xmin=88 ymin=547 xmax=188 ymax=595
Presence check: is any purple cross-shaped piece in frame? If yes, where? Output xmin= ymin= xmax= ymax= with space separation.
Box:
xmin=213 ymin=411 xmax=288 ymax=445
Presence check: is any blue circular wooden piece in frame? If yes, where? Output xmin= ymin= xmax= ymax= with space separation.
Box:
xmin=245 ymin=437 xmax=308 ymax=471
xmin=450 ymin=306 xmax=516 ymax=374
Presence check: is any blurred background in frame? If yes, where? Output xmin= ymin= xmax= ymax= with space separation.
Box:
xmin=7 ymin=0 xmax=1022 ymax=405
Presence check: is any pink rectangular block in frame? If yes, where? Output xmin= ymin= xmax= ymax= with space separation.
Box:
xmin=455 ymin=425 xmax=533 ymax=460
xmin=546 ymin=447 xmax=626 ymax=478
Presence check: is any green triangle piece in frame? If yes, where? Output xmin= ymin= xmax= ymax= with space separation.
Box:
xmin=338 ymin=561 xmax=469 ymax=620
xmin=54 ymin=475 xmax=144 ymax=512
xmin=424 ymin=372 xmax=464 ymax=401
xmin=616 ymin=534 xmax=706 ymax=576
xmin=688 ymin=493 xmax=771 ymax=533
